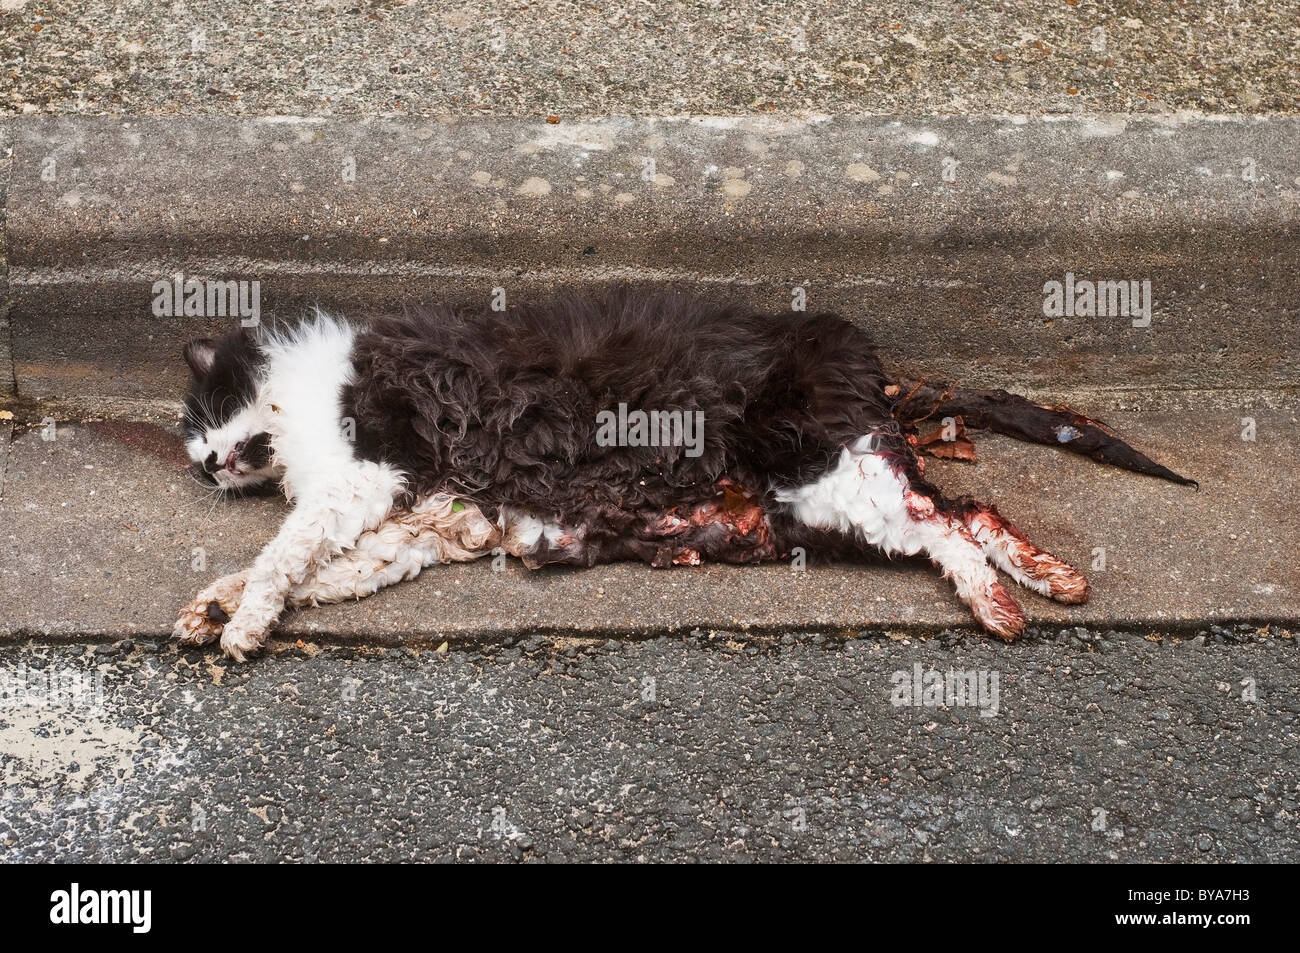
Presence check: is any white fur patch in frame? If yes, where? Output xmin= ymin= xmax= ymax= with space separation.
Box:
xmin=257 ymin=313 xmax=362 ymax=501
xmin=182 ymin=314 xmax=415 ymax=659
xmin=776 ymin=432 xmax=1005 ymax=621
xmin=775 ymin=434 xmax=918 ymax=555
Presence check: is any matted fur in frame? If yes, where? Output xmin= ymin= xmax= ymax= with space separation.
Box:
xmin=340 ymin=289 xmax=913 ymax=566
xmin=176 ymin=287 xmax=1194 ymax=657
xmin=344 ymin=291 xmax=900 ymax=510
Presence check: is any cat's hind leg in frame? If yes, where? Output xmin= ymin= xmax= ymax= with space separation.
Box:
xmin=775 ymin=433 xmax=1027 ymax=640
xmin=952 ymin=499 xmax=1090 ymax=604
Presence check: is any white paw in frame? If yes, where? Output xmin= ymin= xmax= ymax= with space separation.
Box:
xmin=219 ymin=616 xmax=270 ymax=662
xmin=969 ymin=580 xmax=1027 ymax=642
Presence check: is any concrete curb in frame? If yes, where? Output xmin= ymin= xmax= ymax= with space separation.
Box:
xmin=1 ymin=401 xmax=1296 ymax=643
xmin=2 ymin=114 xmax=1298 ymax=416
xmin=0 ymin=114 xmax=1296 ymax=644
xmin=1 ymin=120 xmax=13 ymax=401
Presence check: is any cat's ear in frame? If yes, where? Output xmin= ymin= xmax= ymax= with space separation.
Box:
xmin=183 ymin=338 xmax=217 ymax=377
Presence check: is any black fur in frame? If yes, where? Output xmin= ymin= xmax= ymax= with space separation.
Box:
xmin=181 ymin=328 xmax=268 ymax=485
xmin=342 ymin=291 xmax=904 ymax=546
xmin=181 ymin=329 xmax=266 ymax=441
xmin=894 ymin=380 xmax=1197 ymax=487
xmin=183 ymin=288 xmax=1194 ymax=568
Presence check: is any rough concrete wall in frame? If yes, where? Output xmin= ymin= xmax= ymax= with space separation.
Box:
xmin=4 ymin=115 xmax=1298 ymax=412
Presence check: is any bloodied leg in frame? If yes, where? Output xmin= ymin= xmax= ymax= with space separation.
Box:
xmin=774 ymin=433 xmax=1031 ymax=640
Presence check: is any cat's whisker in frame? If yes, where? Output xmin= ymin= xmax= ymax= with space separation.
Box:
xmin=195 ymin=481 xmax=233 ymax=527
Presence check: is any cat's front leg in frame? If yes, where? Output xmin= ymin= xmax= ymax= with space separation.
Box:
xmin=171 ymin=493 xmax=498 ymax=653
xmin=217 ymin=463 xmax=404 ymax=660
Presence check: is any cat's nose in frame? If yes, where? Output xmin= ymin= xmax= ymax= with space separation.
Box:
xmin=203 ymin=451 xmax=219 ymax=473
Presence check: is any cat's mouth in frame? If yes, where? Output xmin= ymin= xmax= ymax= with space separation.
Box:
xmin=216 ymin=464 xmax=267 ymax=489
xmin=192 ymin=433 xmax=274 ymax=488
xmin=223 ymin=451 xmax=248 ymax=476
xmin=190 ymin=461 xmax=276 ymax=495
xmin=194 ymin=455 xmax=255 ymax=484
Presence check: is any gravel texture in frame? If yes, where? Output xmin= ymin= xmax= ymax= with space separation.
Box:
xmin=2 ymin=1 xmax=1297 ymax=118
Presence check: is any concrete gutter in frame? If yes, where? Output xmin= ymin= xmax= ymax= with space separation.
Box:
xmin=2 ymin=114 xmax=1298 ymax=417
xmin=1 ymin=395 xmax=1295 ymax=643
xmin=0 ymin=113 xmax=1296 ymax=644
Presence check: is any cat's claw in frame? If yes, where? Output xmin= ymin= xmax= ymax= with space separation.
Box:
xmin=173 ymin=612 xmax=220 ymax=646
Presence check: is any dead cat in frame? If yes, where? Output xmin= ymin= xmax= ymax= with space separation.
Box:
xmin=174 ymin=288 xmax=1194 ymax=660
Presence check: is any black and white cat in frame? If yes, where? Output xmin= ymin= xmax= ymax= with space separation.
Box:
xmin=175 ymin=289 xmax=1194 ymax=660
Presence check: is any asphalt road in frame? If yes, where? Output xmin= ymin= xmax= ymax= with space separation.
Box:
xmin=1 ymin=624 xmax=1295 ymax=862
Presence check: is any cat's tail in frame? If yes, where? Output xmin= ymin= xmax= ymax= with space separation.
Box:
xmin=892 ymin=378 xmax=1198 ymax=488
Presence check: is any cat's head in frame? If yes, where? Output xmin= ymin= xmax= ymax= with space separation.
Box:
xmin=181 ymin=330 xmax=279 ymax=492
